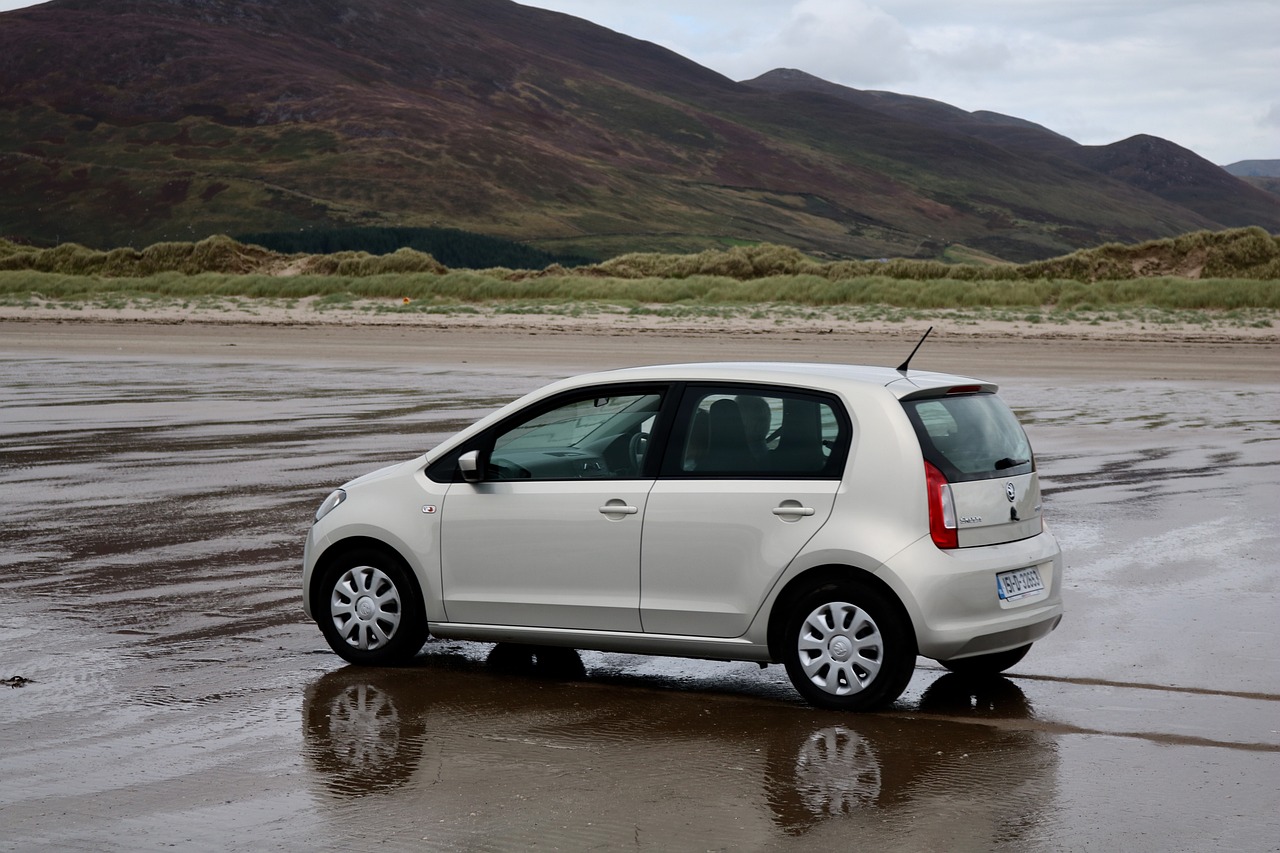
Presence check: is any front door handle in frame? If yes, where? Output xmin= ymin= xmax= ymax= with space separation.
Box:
xmin=772 ymin=504 xmax=815 ymax=517
xmin=599 ymin=502 xmax=638 ymax=515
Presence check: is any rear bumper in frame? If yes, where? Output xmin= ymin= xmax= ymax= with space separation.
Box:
xmin=939 ymin=611 xmax=1063 ymax=660
xmin=879 ymin=531 xmax=1065 ymax=661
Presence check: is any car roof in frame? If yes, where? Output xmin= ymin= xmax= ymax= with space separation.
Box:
xmin=564 ymin=362 xmax=996 ymax=399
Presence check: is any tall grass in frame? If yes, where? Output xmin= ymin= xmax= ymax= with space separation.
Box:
xmin=3 ymin=227 xmax=1278 ymax=282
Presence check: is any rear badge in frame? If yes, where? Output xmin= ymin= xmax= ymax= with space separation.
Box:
xmin=1005 ymin=482 xmax=1017 ymax=502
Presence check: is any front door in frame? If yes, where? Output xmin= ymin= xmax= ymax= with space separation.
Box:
xmin=439 ymin=389 xmax=664 ymax=631
xmin=440 ymin=480 xmax=651 ymax=630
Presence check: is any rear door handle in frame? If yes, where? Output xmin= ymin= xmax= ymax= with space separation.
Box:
xmin=772 ymin=505 xmax=815 ymax=517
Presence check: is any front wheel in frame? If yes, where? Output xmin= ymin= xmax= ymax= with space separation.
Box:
xmin=782 ymin=581 xmax=917 ymax=711
xmin=316 ymin=547 xmax=428 ymax=666
xmin=939 ymin=644 xmax=1031 ymax=677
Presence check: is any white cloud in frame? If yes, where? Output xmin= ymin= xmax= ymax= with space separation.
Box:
xmin=766 ymin=0 xmax=916 ymax=83
xmin=918 ymin=29 xmax=1013 ymax=78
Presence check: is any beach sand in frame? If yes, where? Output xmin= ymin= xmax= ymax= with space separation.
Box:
xmin=1 ymin=301 xmax=1276 ymax=382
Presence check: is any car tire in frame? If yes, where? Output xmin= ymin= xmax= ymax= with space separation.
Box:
xmin=782 ymin=580 xmax=917 ymax=711
xmin=316 ymin=547 xmax=428 ymax=666
xmin=939 ymin=643 xmax=1031 ymax=677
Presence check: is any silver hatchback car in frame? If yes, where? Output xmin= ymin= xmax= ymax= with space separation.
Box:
xmin=303 ymin=362 xmax=1063 ymax=711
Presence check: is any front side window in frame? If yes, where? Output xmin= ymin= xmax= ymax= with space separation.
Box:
xmin=487 ymin=391 xmax=662 ymax=480
xmin=670 ymin=387 xmax=847 ymax=478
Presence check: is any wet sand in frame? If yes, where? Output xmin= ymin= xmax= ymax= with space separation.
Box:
xmin=2 ymin=314 xmax=1278 ymax=380
xmin=1 ymin=318 xmax=1277 ymax=851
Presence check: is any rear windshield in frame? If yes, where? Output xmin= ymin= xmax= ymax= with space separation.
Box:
xmin=901 ymin=393 xmax=1033 ymax=483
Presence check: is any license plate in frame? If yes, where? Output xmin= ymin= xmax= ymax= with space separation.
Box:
xmin=997 ymin=566 xmax=1045 ymax=601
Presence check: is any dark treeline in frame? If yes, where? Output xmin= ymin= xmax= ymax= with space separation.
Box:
xmin=235 ymin=226 xmax=593 ymax=269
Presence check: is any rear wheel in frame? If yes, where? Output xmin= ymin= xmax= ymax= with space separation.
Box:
xmin=940 ymin=643 xmax=1031 ymax=676
xmin=316 ymin=547 xmax=428 ymax=665
xmin=782 ymin=580 xmax=917 ymax=711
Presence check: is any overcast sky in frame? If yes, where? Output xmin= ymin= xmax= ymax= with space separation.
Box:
xmin=1 ymin=0 xmax=1275 ymax=164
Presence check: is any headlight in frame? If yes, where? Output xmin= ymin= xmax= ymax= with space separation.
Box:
xmin=315 ymin=488 xmax=347 ymax=522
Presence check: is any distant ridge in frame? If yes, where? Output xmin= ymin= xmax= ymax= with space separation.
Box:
xmin=747 ymin=70 xmax=1280 ymax=233
xmin=1225 ymin=160 xmax=1280 ymax=177
xmin=742 ymin=68 xmax=1078 ymax=155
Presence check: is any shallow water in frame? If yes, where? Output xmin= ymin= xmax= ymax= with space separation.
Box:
xmin=1 ymin=354 xmax=1277 ymax=851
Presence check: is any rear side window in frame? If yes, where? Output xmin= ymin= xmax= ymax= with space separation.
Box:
xmin=901 ymin=393 xmax=1033 ymax=483
xmin=664 ymin=386 xmax=849 ymax=478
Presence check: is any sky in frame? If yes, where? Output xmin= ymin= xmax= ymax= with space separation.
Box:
xmin=0 ymin=0 xmax=1275 ymax=165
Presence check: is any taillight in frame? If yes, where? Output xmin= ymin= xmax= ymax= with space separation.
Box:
xmin=924 ymin=460 xmax=958 ymax=549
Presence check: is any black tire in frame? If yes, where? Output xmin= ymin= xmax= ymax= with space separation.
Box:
xmin=781 ymin=580 xmax=917 ymax=711
xmin=315 ymin=546 xmax=428 ymax=666
xmin=939 ymin=643 xmax=1031 ymax=677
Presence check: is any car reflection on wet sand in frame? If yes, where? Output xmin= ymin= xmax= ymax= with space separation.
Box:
xmin=303 ymin=646 xmax=1057 ymax=846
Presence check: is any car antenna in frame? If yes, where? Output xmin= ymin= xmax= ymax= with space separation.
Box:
xmin=896 ymin=326 xmax=933 ymax=373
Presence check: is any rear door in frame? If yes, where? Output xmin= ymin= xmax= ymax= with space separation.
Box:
xmin=639 ymin=385 xmax=851 ymax=637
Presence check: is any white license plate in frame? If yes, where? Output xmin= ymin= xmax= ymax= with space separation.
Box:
xmin=997 ymin=566 xmax=1045 ymax=601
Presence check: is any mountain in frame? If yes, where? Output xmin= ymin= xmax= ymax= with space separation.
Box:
xmin=0 ymin=0 xmax=1274 ymax=260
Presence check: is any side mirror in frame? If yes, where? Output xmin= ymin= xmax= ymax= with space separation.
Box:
xmin=458 ymin=449 xmax=481 ymax=483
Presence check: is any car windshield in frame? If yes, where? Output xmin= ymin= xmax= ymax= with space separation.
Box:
xmin=901 ymin=393 xmax=1033 ymax=482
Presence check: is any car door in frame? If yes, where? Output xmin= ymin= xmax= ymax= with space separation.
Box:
xmin=439 ymin=387 xmax=665 ymax=631
xmin=639 ymin=386 xmax=851 ymax=638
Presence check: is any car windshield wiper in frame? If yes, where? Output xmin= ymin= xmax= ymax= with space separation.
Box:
xmin=994 ymin=457 xmax=1030 ymax=470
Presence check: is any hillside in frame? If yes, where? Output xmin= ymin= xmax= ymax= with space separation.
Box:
xmin=1 ymin=0 xmax=1275 ymax=260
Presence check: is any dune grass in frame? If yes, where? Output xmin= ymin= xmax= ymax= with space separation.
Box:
xmin=0 ymin=228 xmax=1277 ymax=316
